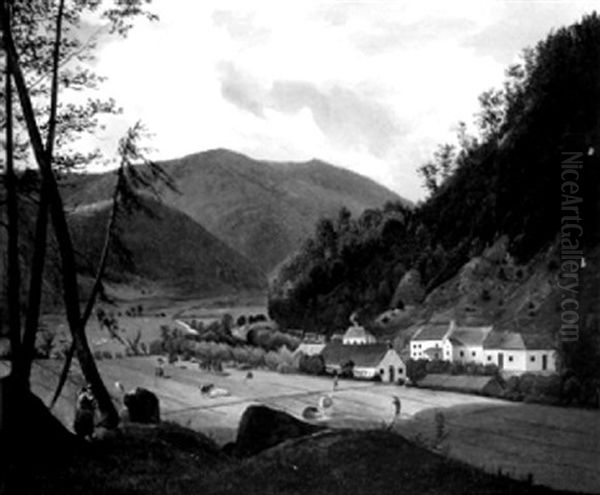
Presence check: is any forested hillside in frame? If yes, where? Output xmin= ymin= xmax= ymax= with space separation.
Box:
xmin=269 ymin=14 xmax=600 ymax=397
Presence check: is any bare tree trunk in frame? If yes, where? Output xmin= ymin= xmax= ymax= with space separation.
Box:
xmin=18 ymin=0 xmax=63 ymax=387
xmin=18 ymin=188 xmax=48 ymax=386
xmin=1 ymin=0 xmax=118 ymax=427
xmin=50 ymin=167 xmax=123 ymax=409
xmin=4 ymin=4 xmax=22 ymax=380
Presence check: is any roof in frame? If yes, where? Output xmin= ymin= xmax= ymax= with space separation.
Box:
xmin=417 ymin=374 xmax=500 ymax=392
xmin=483 ymin=331 xmax=525 ymax=350
xmin=412 ymin=322 xmax=450 ymax=341
xmin=449 ymin=326 xmax=492 ymax=347
xmin=321 ymin=343 xmax=396 ymax=368
xmin=343 ymin=325 xmax=374 ymax=340
xmin=483 ymin=331 xmax=554 ymax=350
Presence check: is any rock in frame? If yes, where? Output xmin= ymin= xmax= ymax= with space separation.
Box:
xmin=123 ymin=387 xmax=160 ymax=424
xmin=302 ymin=406 xmax=320 ymax=420
xmin=391 ymin=269 xmax=425 ymax=308
xmin=233 ymin=405 xmax=324 ymax=458
xmin=0 ymin=376 xmax=78 ymax=464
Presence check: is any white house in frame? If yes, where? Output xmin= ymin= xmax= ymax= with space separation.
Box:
xmin=483 ymin=331 xmax=556 ymax=373
xmin=294 ymin=342 xmax=326 ymax=357
xmin=410 ymin=321 xmax=454 ymax=360
xmin=321 ymin=343 xmax=406 ymax=382
xmin=342 ymin=325 xmax=377 ymax=345
xmin=445 ymin=325 xmax=493 ymax=363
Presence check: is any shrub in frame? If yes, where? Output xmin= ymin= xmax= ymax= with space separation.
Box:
xmin=277 ymin=363 xmax=295 ymax=374
xmin=115 ymin=352 xmax=124 ymax=359
xmin=93 ymin=350 xmax=103 ymax=361
xmin=264 ymin=350 xmax=281 ymax=371
xmin=102 ymin=350 xmax=113 ymax=359
xmin=299 ymin=354 xmax=325 ymax=375
xmin=406 ymin=359 xmax=428 ymax=383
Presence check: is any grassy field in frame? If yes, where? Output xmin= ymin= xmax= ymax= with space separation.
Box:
xmin=2 ymin=357 xmax=597 ymax=494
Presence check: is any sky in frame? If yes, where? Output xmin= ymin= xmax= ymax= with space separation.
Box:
xmin=83 ymin=1 xmax=597 ymax=202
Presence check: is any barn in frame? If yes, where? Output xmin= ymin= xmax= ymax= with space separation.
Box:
xmin=321 ymin=343 xmax=406 ymax=382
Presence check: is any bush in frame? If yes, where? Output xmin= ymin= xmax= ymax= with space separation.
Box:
xmin=299 ymin=354 xmax=325 ymax=375
xmin=102 ymin=350 xmax=113 ymax=359
xmin=406 ymin=359 xmax=428 ymax=383
xmin=277 ymin=363 xmax=295 ymax=374
xmin=93 ymin=350 xmax=103 ymax=361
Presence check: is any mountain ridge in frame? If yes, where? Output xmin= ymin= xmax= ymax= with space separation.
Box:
xmin=65 ymin=149 xmax=407 ymax=273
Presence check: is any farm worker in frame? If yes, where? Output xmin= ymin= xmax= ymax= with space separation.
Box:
xmin=74 ymin=385 xmax=96 ymax=440
xmin=393 ymin=395 xmax=401 ymax=418
xmin=333 ymin=373 xmax=339 ymax=391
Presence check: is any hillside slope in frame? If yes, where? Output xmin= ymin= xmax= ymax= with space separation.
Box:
xmin=268 ymin=13 xmax=600 ymax=399
xmin=68 ymin=196 xmax=266 ymax=297
xmin=65 ymin=150 xmax=405 ymax=273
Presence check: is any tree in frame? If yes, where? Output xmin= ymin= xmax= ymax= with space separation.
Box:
xmin=0 ymin=0 xmax=158 ymax=430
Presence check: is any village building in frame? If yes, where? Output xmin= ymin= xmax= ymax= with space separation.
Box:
xmin=342 ymin=324 xmax=377 ymax=345
xmin=410 ymin=321 xmax=454 ymax=360
xmin=409 ymin=320 xmax=556 ymax=374
xmin=482 ymin=331 xmax=556 ymax=373
xmin=321 ymin=343 xmax=406 ymax=382
xmin=444 ymin=325 xmax=493 ymax=363
xmin=294 ymin=342 xmax=327 ymax=357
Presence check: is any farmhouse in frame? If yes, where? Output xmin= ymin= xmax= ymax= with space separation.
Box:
xmin=444 ymin=325 xmax=493 ymax=363
xmin=483 ymin=331 xmax=556 ymax=373
xmin=321 ymin=343 xmax=406 ymax=382
xmin=410 ymin=321 xmax=454 ymax=360
xmin=342 ymin=324 xmax=377 ymax=345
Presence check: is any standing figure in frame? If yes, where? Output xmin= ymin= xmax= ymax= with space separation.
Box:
xmin=392 ymin=395 xmax=401 ymax=424
xmin=74 ymin=385 xmax=96 ymax=440
xmin=333 ymin=374 xmax=339 ymax=391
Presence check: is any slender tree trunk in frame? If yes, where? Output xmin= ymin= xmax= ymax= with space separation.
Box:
xmin=18 ymin=0 xmax=64 ymax=386
xmin=50 ymin=168 xmax=123 ymax=409
xmin=18 ymin=188 xmax=48 ymax=386
xmin=4 ymin=5 xmax=21 ymax=380
xmin=1 ymin=1 xmax=118 ymax=427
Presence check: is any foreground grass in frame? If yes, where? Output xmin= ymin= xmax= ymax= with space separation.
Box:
xmin=0 ymin=423 xmax=578 ymax=495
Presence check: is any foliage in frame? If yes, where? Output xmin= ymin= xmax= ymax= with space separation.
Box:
xmin=298 ymin=354 xmax=325 ymax=375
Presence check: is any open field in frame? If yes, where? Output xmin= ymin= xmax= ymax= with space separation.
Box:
xmin=1 ymin=357 xmax=598 ymax=494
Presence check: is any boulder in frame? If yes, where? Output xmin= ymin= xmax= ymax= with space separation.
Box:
xmin=391 ymin=269 xmax=425 ymax=308
xmin=233 ymin=405 xmax=324 ymax=457
xmin=123 ymin=387 xmax=160 ymax=424
xmin=0 ymin=376 xmax=78 ymax=464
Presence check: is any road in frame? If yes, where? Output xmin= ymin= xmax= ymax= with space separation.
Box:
xmin=2 ymin=357 xmax=599 ymax=493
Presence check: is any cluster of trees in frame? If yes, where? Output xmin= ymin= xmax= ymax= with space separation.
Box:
xmin=269 ymin=14 xmax=600 ymax=404
xmin=0 ymin=0 xmax=162 ymax=434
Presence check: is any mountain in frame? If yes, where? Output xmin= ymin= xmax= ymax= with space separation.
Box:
xmin=67 ymin=195 xmax=266 ymax=297
xmin=65 ymin=150 xmax=406 ymax=273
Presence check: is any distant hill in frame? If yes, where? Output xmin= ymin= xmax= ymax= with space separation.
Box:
xmin=65 ymin=150 xmax=406 ymax=273
xmin=67 ymin=195 xmax=266 ymax=297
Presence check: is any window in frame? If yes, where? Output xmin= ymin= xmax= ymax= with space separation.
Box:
xmin=398 ymin=367 xmax=403 ymax=375
xmin=472 ymin=351 xmax=476 ymax=357
xmin=379 ymin=368 xmax=384 ymax=375
xmin=508 ymin=355 xmax=513 ymax=362
xmin=487 ymin=355 xmax=492 ymax=361
xmin=460 ymin=351 xmax=464 ymax=357
xmin=530 ymin=356 xmax=536 ymax=362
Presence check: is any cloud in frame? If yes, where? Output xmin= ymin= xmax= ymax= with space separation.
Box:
xmin=84 ymin=0 xmax=598 ymax=202
xmin=268 ymin=81 xmax=405 ymax=157
xmin=219 ymin=62 xmax=266 ymax=117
